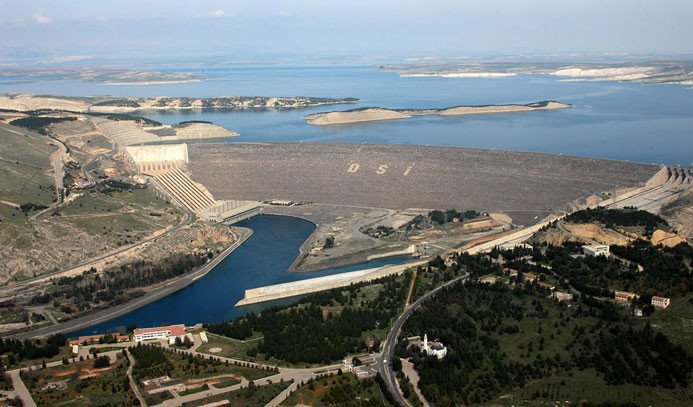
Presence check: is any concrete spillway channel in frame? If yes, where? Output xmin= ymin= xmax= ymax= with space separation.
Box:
xmin=235 ymin=261 xmax=424 ymax=307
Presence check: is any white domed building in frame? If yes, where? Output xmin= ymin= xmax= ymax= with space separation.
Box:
xmin=421 ymin=334 xmax=447 ymax=359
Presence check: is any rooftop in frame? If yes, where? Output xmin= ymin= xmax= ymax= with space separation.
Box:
xmin=134 ymin=324 xmax=186 ymax=337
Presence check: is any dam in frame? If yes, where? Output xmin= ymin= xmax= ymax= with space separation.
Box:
xmin=188 ymin=142 xmax=658 ymax=226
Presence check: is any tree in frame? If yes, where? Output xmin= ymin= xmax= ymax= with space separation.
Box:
xmin=324 ymin=235 xmax=335 ymax=249
xmin=392 ymin=356 xmax=402 ymax=372
xmin=93 ymin=356 xmax=110 ymax=368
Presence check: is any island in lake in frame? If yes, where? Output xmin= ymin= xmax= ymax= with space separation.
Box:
xmin=303 ymin=100 xmax=570 ymax=126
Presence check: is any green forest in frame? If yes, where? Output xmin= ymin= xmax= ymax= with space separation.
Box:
xmin=205 ymin=273 xmax=411 ymax=365
xmin=399 ymin=281 xmax=691 ymax=405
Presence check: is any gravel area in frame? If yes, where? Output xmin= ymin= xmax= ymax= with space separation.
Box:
xmin=188 ymin=142 xmax=658 ymax=226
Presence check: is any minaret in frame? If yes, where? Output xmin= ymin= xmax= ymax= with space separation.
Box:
xmin=423 ymin=334 xmax=428 ymax=351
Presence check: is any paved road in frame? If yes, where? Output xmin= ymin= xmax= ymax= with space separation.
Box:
xmin=51 ymin=137 xmax=67 ymax=203
xmin=126 ymin=348 xmax=147 ymax=407
xmin=7 ymin=349 xmax=122 ymax=407
xmin=377 ymin=273 xmax=470 ymax=407
xmin=6 ymin=369 xmax=36 ymax=407
xmin=81 ymin=153 xmax=106 ymax=181
xmin=154 ymin=334 xmax=345 ymax=407
xmin=11 ymin=227 xmax=252 ymax=340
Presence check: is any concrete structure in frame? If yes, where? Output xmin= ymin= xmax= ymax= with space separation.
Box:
xmin=154 ymin=169 xmax=217 ymax=213
xmin=615 ymin=291 xmax=638 ymax=303
xmin=269 ymin=200 xmax=294 ymax=206
xmin=134 ymin=324 xmax=186 ymax=344
xmin=235 ymin=261 xmax=420 ymax=306
xmin=68 ymin=333 xmax=129 ymax=345
xmin=651 ymin=296 xmax=671 ymax=309
xmin=199 ymin=200 xmax=264 ymax=225
xmin=125 ymin=144 xmax=189 ymax=165
xmin=142 ymin=376 xmax=187 ymax=395
xmin=480 ymin=275 xmax=498 ymax=284
xmin=552 ymin=291 xmax=574 ymax=301
xmin=505 ymin=268 xmax=538 ymax=283
xmin=355 ymin=370 xmax=371 ymax=379
xmin=421 ymin=334 xmax=447 ymax=359
xmin=583 ymin=244 xmax=610 ymax=257
xmin=523 ymin=272 xmax=538 ymax=282
xmin=93 ymin=118 xmax=160 ymax=147
xmin=538 ymin=281 xmax=555 ymax=290
xmin=122 ymin=142 xmax=263 ymax=222
xmin=93 ymin=118 xmax=238 ymax=148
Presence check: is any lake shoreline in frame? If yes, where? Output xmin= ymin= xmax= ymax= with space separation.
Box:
xmin=10 ymin=227 xmax=254 ymax=339
xmin=303 ymin=101 xmax=570 ymax=125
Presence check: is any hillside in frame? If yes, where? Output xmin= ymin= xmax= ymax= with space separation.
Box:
xmin=0 ymin=94 xmax=360 ymax=113
xmin=0 ymin=123 xmax=57 ymax=210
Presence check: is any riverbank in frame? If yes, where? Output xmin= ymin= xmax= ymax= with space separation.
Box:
xmin=263 ymin=205 xmax=420 ymax=274
xmin=302 ymin=101 xmax=570 ymax=125
xmin=10 ymin=226 xmax=253 ymax=339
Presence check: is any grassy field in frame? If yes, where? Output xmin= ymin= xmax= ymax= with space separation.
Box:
xmin=23 ymin=354 xmax=138 ymax=407
xmin=197 ymin=332 xmax=265 ymax=361
xmin=181 ymin=381 xmax=290 ymax=407
xmin=0 ymin=125 xmax=56 ymax=208
xmin=179 ymin=383 xmax=209 ymax=397
xmin=486 ymin=369 xmax=689 ymax=406
xmin=647 ymin=292 xmax=693 ymax=353
xmin=132 ymin=345 xmax=274 ymax=384
xmin=1 ymin=185 xmax=181 ymax=284
xmin=10 ymin=345 xmax=74 ymax=370
xmin=214 ymin=376 xmax=241 ymax=388
xmin=281 ymin=373 xmax=391 ymax=407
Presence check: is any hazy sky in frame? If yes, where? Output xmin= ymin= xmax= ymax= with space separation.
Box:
xmin=2 ymin=0 xmax=692 ymax=65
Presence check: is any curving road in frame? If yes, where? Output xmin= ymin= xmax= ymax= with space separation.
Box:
xmin=1 ymin=187 xmax=193 ymax=296
xmin=377 ymin=273 xmax=470 ymax=407
xmin=11 ymin=227 xmax=252 ymax=340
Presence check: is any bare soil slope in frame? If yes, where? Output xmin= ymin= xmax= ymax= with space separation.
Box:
xmin=188 ymin=142 xmax=657 ymax=226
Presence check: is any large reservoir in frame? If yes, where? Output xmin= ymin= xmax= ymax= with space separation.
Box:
xmin=2 ymin=66 xmax=692 ymax=165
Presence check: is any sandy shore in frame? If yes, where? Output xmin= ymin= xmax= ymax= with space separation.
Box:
xmin=0 ymin=94 xmax=359 ymax=114
xmin=303 ymin=101 xmax=570 ymax=126
xmin=401 ymin=72 xmax=516 ymax=78
xmin=303 ymin=108 xmax=411 ymax=125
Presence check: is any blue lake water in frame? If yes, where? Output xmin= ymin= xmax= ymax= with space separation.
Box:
xmin=70 ymin=214 xmax=412 ymax=336
xmin=4 ymin=65 xmax=692 ymax=334
xmin=1 ymin=66 xmax=692 ymax=165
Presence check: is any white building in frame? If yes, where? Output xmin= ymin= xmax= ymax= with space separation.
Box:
xmin=651 ymin=296 xmax=671 ymax=309
xmin=583 ymin=244 xmax=610 ymax=257
xmin=422 ymin=334 xmax=447 ymax=359
xmin=133 ymin=324 xmax=187 ymax=344
xmin=552 ymin=291 xmax=574 ymax=302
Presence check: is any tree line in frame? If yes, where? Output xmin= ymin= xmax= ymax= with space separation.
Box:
xmin=205 ymin=274 xmax=410 ymax=364
xmin=0 ymin=334 xmax=66 ymax=366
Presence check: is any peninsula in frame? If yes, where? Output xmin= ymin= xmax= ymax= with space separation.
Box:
xmin=0 ymin=93 xmax=360 ymax=113
xmin=381 ymin=59 xmax=693 ymax=85
xmin=303 ymin=100 xmax=570 ymax=126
